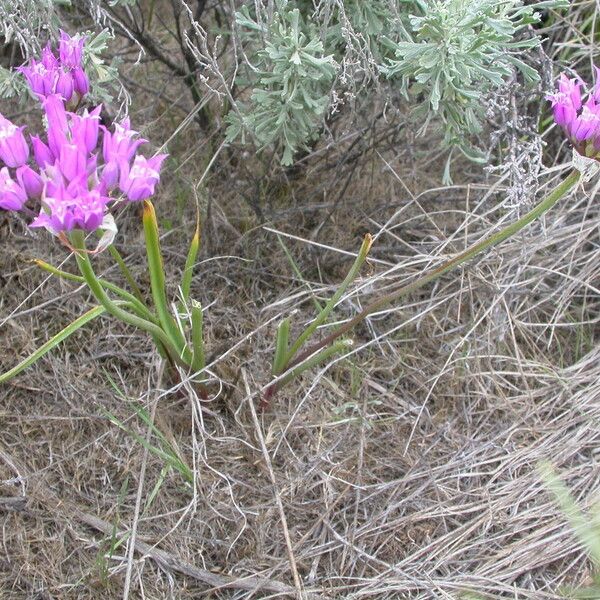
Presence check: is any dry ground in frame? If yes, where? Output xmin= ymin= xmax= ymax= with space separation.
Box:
xmin=1 ymin=23 xmax=600 ymax=600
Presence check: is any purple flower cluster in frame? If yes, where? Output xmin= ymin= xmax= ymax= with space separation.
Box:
xmin=18 ymin=32 xmax=89 ymax=103
xmin=0 ymin=32 xmax=167 ymax=235
xmin=547 ymin=70 xmax=600 ymax=156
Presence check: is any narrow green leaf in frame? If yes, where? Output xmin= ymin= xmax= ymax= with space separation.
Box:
xmin=278 ymin=339 xmax=353 ymax=390
xmin=0 ymin=305 xmax=106 ymax=384
xmin=142 ymin=201 xmax=190 ymax=361
xmin=277 ymin=234 xmax=323 ymax=312
xmin=190 ymin=301 xmax=205 ymax=374
xmin=284 ymin=234 xmax=372 ymax=365
xmin=33 ymin=259 xmax=157 ymax=324
xmin=272 ymin=317 xmax=290 ymax=376
xmin=181 ymin=212 xmax=201 ymax=304
xmin=540 ymin=462 xmax=600 ymax=564
xmin=70 ymin=230 xmax=185 ymax=367
xmin=104 ymin=407 xmax=193 ymax=484
xmin=108 ymin=245 xmax=145 ymax=304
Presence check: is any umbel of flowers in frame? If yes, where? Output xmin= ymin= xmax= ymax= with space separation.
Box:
xmin=547 ymin=69 xmax=600 ymax=159
xmin=0 ymin=31 xmax=166 ymax=235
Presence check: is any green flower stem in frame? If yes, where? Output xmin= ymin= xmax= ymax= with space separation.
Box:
xmin=33 ymin=259 xmax=156 ymax=324
xmin=267 ymin=169 xmax=581 ymax=398
xmin=181 ymin=214 xmax=200 ymax=304
xmin=70 ymin=230 xmax=187 ymax=368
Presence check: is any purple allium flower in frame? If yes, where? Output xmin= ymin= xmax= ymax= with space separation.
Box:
xmin=1 ymin=35 xmax=168 ymax=239
xmin=31 ymin=189 xmax=109 ymax=233
xmin=18 ymin=61 xmax=56 ymax=97
xmin=59 ymin=31 xmax=85 ymax=69
xmin=101 ymin=118 xmax=148 ymax=191
xmin=31 ymin=135 xmax=54 ymax=168
xmin=103 ymin=118 xmax=147 ymax=165
xmin=0 ymin=114 xmax=29 ymax=168
xmin=547 ymin=69 xmax=600 ymax=157
xmin=58 ymin=143 xmax=87 ymax=182
xmin=41 ymin=45 xmax=59 ymax=70
xmin=0 ymin=167 xmax=27 ymax=210
xmin=16 ymin=165 xmax=43 ymax=198
xmin=19 ymin=33 xmax=87 ymax=103
xmin=119 ymin=154 xmax=167 ymax=202
xmin=72 ymin=67 xmax=89 ymax=97
xmin=32 ymin=172 xmax=109 ymax=233
xmin=71 ymin=106 xmax=101 ymax=153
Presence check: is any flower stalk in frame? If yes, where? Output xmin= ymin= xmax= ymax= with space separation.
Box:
xmin=264 ymin=169 xmax=581 ymax=401
xmin=70 ymin=230 xmax=188 ymax=368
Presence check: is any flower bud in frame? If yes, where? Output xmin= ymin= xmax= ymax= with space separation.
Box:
xmin=72 ymin=67 xmax=89 ymax=97
xmin=16 ymin=165 xmax=43 ymax=198
xmin=55 ymin=70 xmax=74 ymax=102
xmin=0 ymin=167 xmax=27 ymax=211
xmin=119 ymin=154 xmax=168 ymax=201
xmin=31 ymin=135 xmax=55 ymax=168
xmin=100 ymin=160 xmax=119 ymax=191
xmin=43 ymin=95 xmax=69 ymax=157
xmin=0 ymin=114 xmax=29 ymax=168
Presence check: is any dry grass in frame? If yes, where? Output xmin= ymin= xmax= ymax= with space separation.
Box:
xmin=1 ymin=5 xmax=600 ymax=599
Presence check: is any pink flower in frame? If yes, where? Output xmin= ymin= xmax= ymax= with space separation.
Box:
xmin=59 ymin=31 xmax=85 ymax=69
xmin=31 ymin=181 xmax=109 ymax=233
xmin=19 ymin=33 xmax=87 ymax=103
xmin=0 ymin=167 xmax=27 ymax=210
xmin=18 ymin=60 xmax=56 ymax=97
xmin=103 ymin=118 xmax=147 ymax=164
xmin=119 ymin=154 xmax=167 ymax=202
xmin=71 ymin=106 xmax=101 ymax=153
xmin=31 ymin=135 xmax=54 ymax=168
xmin=41 ymin=45 xmax=59 ymax=71
xmin=0 ymin=114 xmax=29 ymax=168
xmin=72 ymin=67 xmax=89 ymax=97
xmin=58 ymin=143 xmax=87 ymax=182
xmin=548 ymin=69 xmax=600 ymax=157
xmin=101 ymin=118 xmax=147 ymax=190
xmin=2 ymin=35 xmax=167 ymax=234
xmin=16 ymin=165 xmax=43 ymax=198
xmin=55 ymin=70 xmax=74 ymax=102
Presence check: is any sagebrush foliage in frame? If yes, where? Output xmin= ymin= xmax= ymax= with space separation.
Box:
xmin=382 ymin=0 xmax=567 ymax=161
xmin=226 ymin=2 xmax=337 ymax=165
xmin=227 ymin=0 xmax=567 ymax=166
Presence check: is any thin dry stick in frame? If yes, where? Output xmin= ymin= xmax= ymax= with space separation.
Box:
xmin=74 ymin=508 xmax=299 ymax=595
xmin=242 ymin=369 xmax=305 ymax=599
xmin=122 ymin=360 xmax=165 ymax=600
